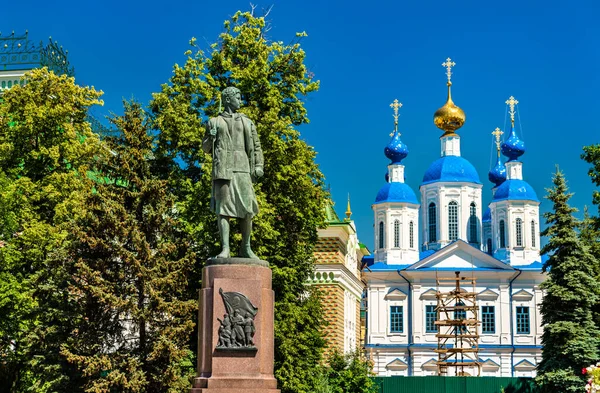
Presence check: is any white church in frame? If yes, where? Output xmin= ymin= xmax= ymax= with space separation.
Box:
xmin=362 ymin=59 xmax=546 ymax=378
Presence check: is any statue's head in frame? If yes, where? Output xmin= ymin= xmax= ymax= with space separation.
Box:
xmin=222 ymin=86 xmax=241 ymax=112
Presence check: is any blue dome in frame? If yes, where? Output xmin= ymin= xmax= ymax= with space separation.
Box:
xmin=422 ymin=156 xmax=481 ymax=185
xmin=482 ymin=207 xmax=491 ymax=222
xmin=492 ymin=179 xmax=539 ymax=202
xmin=488 ymin=156 xmax=507 ymax=187
xmin=375 ymin=182 xmax=418 ymax=204
xmin=501 ymin=125 xmax=526 ymax=161
xmin=384 ymin=130 xmax=409 ymax=163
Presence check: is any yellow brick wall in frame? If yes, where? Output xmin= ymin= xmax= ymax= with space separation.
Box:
xmin=314 ymin=237 xmax=346 ymax=265
xmin=317 ymin=284 xmax=345 ymax=359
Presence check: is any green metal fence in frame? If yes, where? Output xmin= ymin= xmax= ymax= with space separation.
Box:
xmin=372 ymin=376 xmax=538 ymax=393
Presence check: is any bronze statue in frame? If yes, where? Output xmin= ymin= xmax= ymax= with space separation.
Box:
xmin=203 ymin=87 xmax=264 ymax=259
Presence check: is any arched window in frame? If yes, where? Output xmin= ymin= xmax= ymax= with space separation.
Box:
xmin=379 ymin=221 xmax=384 ymax=249
xmin=7 ymin=81 xmax=12 ymax=88
xmin=448 ymin=201 xmax=458 ymax=241
xmin=499 ymin=220 xmax=506 ymax=248
xmin=487 ymin=238 xmax=492 ymax=255
xmin=1 ymin=81 xmax=5 ymax=88
xmin=531 ymin=220 xmax=536 ymax=247
xmin=516 ymin=218 xmax=523 ymax=247
xmin=428 ymin=203 xmax=437 ymax=243
xmin=393 ymin=220 xmax=400 ymax=248
xmin=409 ymin=221 xmax=414 ymax=249
xmin=454 ymin=301 xmax=467 ymax=333
xmin=468 ymin=202 xmax=478 ymax=244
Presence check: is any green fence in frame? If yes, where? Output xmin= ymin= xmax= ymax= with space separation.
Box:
xmin=372 ymin=376 xmax=538 ymax=393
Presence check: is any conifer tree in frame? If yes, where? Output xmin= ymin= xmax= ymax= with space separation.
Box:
xmin=537 ymin=169 xmax=600 ymax=393
xmin=150 ymin=10 xmax=327 ymax=392
xmin=50 ymin=101 xmax=197 ymax=392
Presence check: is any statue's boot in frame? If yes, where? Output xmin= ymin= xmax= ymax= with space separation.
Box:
xmin=216 ymin=215 xmax=231 ymax=258
xmin=240 ymin=217 xmax=258 ymax=259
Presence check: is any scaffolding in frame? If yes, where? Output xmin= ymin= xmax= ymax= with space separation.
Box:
xmin=435 ymin=271 xmax=481 ymax=376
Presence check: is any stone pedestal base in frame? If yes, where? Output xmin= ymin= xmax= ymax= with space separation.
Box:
xmin=190 ymin=259 xmax=280 ymax=393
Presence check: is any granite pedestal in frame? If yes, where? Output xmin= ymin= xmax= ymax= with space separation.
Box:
xmin=190 ymin=258 xmax=279 ymax=393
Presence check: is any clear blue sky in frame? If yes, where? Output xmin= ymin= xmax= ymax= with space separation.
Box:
xmin=4 ymin=0 xmax=599 ymax=249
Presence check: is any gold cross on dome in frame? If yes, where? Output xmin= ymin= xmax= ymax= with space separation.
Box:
xmin=505 ymin=96 xmax=519 ymax=125
xmin=442 ymin=57 xmax=456 ymax=82
xmin=492 ymin=127 xmax=504 ymax=155
xmin=389 ymin=99 xmax=402 ymax=134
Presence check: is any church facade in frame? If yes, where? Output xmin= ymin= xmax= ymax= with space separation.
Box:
xmin=362 ymin=59 xmax=545 ymax=378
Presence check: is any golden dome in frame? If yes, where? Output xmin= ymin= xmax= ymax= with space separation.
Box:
xmin=433 ymin=82 xmax=465 ymax=136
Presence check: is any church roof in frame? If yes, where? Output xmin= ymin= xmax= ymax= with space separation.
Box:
xmin=374 ymin=182 xmax=418 ymax=205
xmin=421 ymin=156 xmax=481 ymax=185
xmin=492 ymin=179 xmax=539 ymax=202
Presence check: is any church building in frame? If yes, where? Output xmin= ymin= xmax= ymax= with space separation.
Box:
xmin=362 ymin=59 xmax=545 ymax=377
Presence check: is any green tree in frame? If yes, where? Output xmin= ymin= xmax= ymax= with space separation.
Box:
xmin=150 ymin=11 xmax=327 ymax=392
xmin=536 ymin=169 xmax=600 ymax=393
xmin=52 ymin=101 xmax=197 ymax=392
xmin=322 ymin=350 xmax=376 ymax=393
xmin=582 ymin=144 xmax=600 ymax=207
xmin=0 ymin=68 xmax=103 ymax=392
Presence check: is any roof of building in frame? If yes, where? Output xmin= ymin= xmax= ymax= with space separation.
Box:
xmin=374 ymin=182 xmax=419 ymax=204
xmin=488 ymin=156 xmax=507 ymax=187
xmin=421 ymin=155 xmax=481 ymax=185
xmin=492 ymin=179 xmax=539 ymax=202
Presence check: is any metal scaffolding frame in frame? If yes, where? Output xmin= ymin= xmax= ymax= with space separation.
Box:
xmin=435 ymin=270 xmax=481 ymax=376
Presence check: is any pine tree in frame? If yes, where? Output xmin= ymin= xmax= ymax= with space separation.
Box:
xmin=51 ymin=101 xmax=197 ymax=392
xmin=150 ymin=10 xmax=327 ymax=392
xmin=537 ymin=169 xmax=600 ymax=393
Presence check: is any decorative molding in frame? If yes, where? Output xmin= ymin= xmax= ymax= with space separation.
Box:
xmin=514 ymin=359 xmax=536 ymax=370
xmin=477 ymin=288 xmax=500 ymax=301
xmin=385 ymin=288 xmax=407 ymax=301
xmin=420 ymin=288 xmax=438 ymax=300
xmin=386 ymin=358 xmax=408 ymax=370
xmin=512 ymin=289 xmax=534 ymax=301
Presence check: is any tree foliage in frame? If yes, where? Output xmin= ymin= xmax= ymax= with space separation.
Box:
xmin=150 ymin=11 xmax=327 ymax=392
xmin=0 ymin=68 xmax=103 ymax=391
xmin=319 ymin=350 xmax=376 ymax=393
xmin=51 ymin=101 xmax=196 ymax=393
xmin=537 ymin=169 xmax=600 ymax=393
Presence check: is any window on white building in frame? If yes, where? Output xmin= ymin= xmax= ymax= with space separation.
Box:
xmin=516 ymin=306 xmax=530 ymax=334
xmin=486 ymin=238 xmax=492 ymax=255
xmin=499 ymin=220 xmax=506 ymax=248
xmin=425 ymin=305 xmax=437 ymax=333
xmin=469 ymin=202 xmax=478 ymax=244
xmin=390 ymin=306 xmax=403 ymax=333
xmin=454 ymin=301 xmax=466 ymax=333
xmin=409 ymin=221 xmax=414 ymax=249
xmin=531 ymin=220 xmax=536 ymax=247
xmin=516 ymin=218 xmax=523 ymax=247
xmin=394 ymin=220 xmax=400 ymax=248
xmin=379 ymin=221 xmax=384 ymax=249
xmin=428 ymin=203 xmax=437 ymax=243
xmin=482 ymin=306 xmax=495 ymax=334
xmin=448 ymin=201 xmax=458 ymax=241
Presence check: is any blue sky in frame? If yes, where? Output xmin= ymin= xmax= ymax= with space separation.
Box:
xmin=3 ymin=0 xmax=599 ymax=249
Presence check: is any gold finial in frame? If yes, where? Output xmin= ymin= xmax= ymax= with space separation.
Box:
xmin=389 ymin=99 xmax=402 ymax=136
xmin=442 ymin=57 xmax=456 ymax=85
xmin=505 ymin=96 xmax=519 ymax=126
xmin=433 ymin=57 xmax=465 ymax=136
xmin=492 ymin=127 xmax=504 ymax=157
xmin=345 ymin=194 xmax=352 ymax=221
